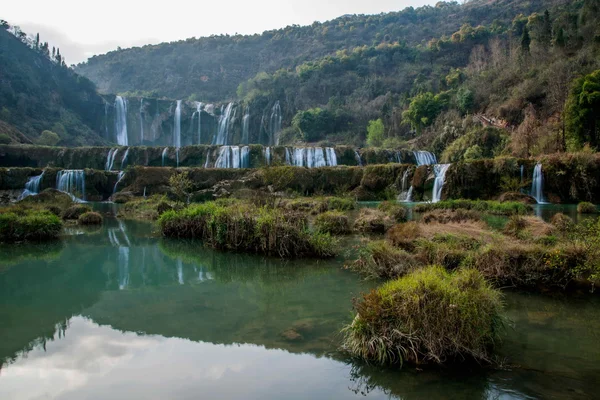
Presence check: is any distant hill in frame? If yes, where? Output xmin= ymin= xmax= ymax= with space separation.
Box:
xmin=0 ymin=24 xmax=107 ymax=146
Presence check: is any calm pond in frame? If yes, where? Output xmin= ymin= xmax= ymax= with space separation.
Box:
xmin=1 ymin=219 xmax=598 ymax=399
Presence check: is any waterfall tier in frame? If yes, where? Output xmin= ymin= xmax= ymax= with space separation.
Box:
xmin=56 ymin=170 xmax=86 ymax=201
xmin=432 ymin=164 xmax=451 ymax=203
xmin=18 ymin=171 xmax=45 ymax=200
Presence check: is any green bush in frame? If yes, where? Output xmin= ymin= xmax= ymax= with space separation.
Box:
xmin=577 ymin=202 xmax=597 ymax=214
xmin=315 ymin=211 xmax=351 ymax=234
xmin=326 ymin=196 xmax=356 ymax=211
xmin=347 ymin=240 xmax=417 ymax=279
xmin=0 ymin=208 xmax=63 ymax=242
xmin=61 ymin=204 xmax=92 ymax=220
xmin=37 ymin=130 xmax=60 ymax=146
xmin=342 ymin=266 xmax=504 ymax=366
xmin=378 ymin=201 xmax=408 ymax=222
xmin=78 ymin=211 xmax=103 ymax=225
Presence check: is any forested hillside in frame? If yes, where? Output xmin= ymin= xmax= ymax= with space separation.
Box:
xmin=0 ymin=22 xmax=107 ymax=146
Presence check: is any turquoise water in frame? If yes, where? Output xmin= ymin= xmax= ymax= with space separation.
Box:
xmin=1 ymin=219 xmax=599 ymax=399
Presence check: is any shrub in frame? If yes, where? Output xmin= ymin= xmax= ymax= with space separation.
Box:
xmin=315 ymin=211 xmax=351 ymax=234
xmin=347 ymin=240 xmax=418 ymax=279
xmin=378 ymin=201 xmax=408 ymax=222
xmin=577 ymin=202 xmax=597 ymax=214
xmin=386 ymin=222 xmax=421 ymax=250
xmin=37 ymin=130 xmax=60 ymax=146
xmin=550 ymin=213 xmax=574 ymax=232
xmin=342 ymin=266 xmax=504 ymax=366
xmin=61 ymin=204 xmax=92 ymax=220
xmin=326 ymin=197 xmax=356 ymax=211
xmin=169 ymin=171 xmax=193 ymax=202
xmin=354 ymin=208 xmax=388 ymax=233
xmin=78 ymin=211 xmax=103 ymax=225
xmin=0 ymin=209 xmax=63 ymax=242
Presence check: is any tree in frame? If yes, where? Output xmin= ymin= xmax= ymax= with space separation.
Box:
xmin=169 ymin=171 xmax=193 ymax=203
xmin=366 ymin=119 xmax=385 ymax=147
xmin=565 ymin=70 xmax=600 ymax=149
xmin=0 ymin=20 xmax=9 ymax=30
xmin=292 ymin=108 xmax=336 ymax=142
xmin=456 ymin=88 xmax=474 ymax=115
xmin=520 ymin=26 xmax=531 ymax=55
xmin=554 ymin=27 xmax=566 ymax=49
xmin=402 ymin=92 xmax=447 ymax=134
xmin=37 ymin=130 xmax=60 ymax=146
xmin=35 ymin=33 xmax=40 ymax=50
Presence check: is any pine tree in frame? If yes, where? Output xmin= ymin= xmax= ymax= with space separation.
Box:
xmin=521 ymin=26 xmax=531 ymax=54
xmin=541 ymin=10 xmax=552 ymax=48
xmin=35 ymin=33 xmax=40 ymax=50
xmin=555 ymin=27 xmax=566 ymax=48
xmin=52 ymin=46 xmax=55 ymax=59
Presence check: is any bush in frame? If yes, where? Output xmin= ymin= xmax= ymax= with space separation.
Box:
xmin=78 ymin=211 xmax=103 ymax=225
xmin=326 ymin=197 xmax=356 ymax=211
xmin=378 ymin=201 xmax=408 ymax=222
xmin=342 ymin=266 xmax=504 ymax=366
xmin=61 ymin=204 xmax=92 ymax=220
xmin=37 ymin=130 xmax=60 ymax=146
xmin=386 ymin=222 xmax=421 ymax=250
xmin=347 ymin=240 xmax=418 ymax=279
xmin=315 ymin=211 xmax=351 ymax=234
xmin=550 ymin=213 xmax=574 ymax=232
xmin=577 ymin=202 xmax=597 ymax=214
xmin=0 ymin=208 xmax=63 ymax=242
xmin=354 ymin=208 xmax=388 ymax=233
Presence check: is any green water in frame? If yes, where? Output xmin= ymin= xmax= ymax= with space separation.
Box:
xmin=1 ymin=219 xmax=599 ymax=399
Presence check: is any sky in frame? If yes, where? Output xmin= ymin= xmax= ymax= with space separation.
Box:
xmin=3 ymin=0 xmax=438 ymax=64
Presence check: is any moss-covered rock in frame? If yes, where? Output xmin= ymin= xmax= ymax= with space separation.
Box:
xmin=61 ymin=204 xmax=92 ymax=220
xmin=78 ymin=211 xmax=103 ymax=225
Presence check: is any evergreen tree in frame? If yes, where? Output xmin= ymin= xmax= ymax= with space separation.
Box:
xmin=520 ymin=26 xmax=531 ymax=54
xmin=541 ymin=10 xmax=552 ymax=48
xmin=52 ymin=46 xmax=55 ymax=59
xmin=35 ymin=33 xmax=39 ymax=50
xmin=554 ymin=28 xmax=566 ymax=48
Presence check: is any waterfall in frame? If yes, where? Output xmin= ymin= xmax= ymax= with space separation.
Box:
xmin=214 ymin=102 xmax=235 ymax=145
xmin=143 ymin=187 xmax=146 ymax=198
xmin=204 ymin=149 xmax=212 ymax=168
xmin=354 ymin=150 xmax=363 ymax=166
xmin=413 ymin=151 xmax=437 ymax=166
xmin=520 ymin=165 xmax=524 ymax=183
xmin=288 ymin=147 xmax=337 ymax=168
xmin=242 ymin=106 xmax=250 ymax=145
xmin=269 ymin=101 xmax=282 ymax=146
xmin=173 ymin=100 xmax=182 ymax=148
xmin=139 ymin=98 xmax=144 ymax=144
xmin=115 ymin=96 xmax=128 ymax=146
xmin=264 ymin=147 xmax=272 ymax=165
xmin=113 ymin=171 xmax=125 ymax=194
xmin=105 ymin=148 xmax=119 ymax=171
xmin=18 ymin=171 xmax=45 ymax=200
xmin=395 ymin=151 xmax=402 ymax=164
xmin=432 ymin=164 xmax=451 ymax=203
xmin=56 ymin=170 xmax=86 ymax=201
xmin=214 ymin=146 xmax=250 ymax=168
xmin=196 ymin=102 xmax=203 ymax=144
xmin=176 ymin=148 xmax=180 ymax=168
xmin=325 ymin=148 xmax=338 ymax=166
xmin=285 ymin=148 xmax=292 ymax=165
xmin=531 ymin=163 xmax=547 ymax=204
xmin=162 ymin=147 xmax=169 ymax=167
xmin=397 ymin=169 xmax=413 ymax=202
xmin=120 ymin=147 xmax=130 ymax=170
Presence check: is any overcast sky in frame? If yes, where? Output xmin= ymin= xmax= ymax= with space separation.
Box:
xmin=3 ymin=0 xmax=437 ymax=64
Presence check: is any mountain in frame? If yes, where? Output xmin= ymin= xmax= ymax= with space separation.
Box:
xmin=0 ymin=23 xmax=107 ymax=146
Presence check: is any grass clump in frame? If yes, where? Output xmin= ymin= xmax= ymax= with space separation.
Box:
xmin=385 ymin=222 xmax=421 ymax=250
xmin=577 ymin=202 xmax=597 ymax=214
xmin=342 ymin=266 xmax=504 ymax=366
xmin=0 ymin=208 xmax=63 ymax=242
xmin=158 ymin=200 xmax=337 ymax=258
xmin=315 ymin=211 xmax=351 ymax=234
xmin=550 ymin=213 xmax=574 ymax=232
xmin=61 ymin=204 xmax=92 ymax=220
xmin=347 ymin=240 xmax=418 ymax=279
xmin=119 ymin=195 xmax=174 ymax=220
xmin=378 ymin=201 xmax=408 ymax=222
xmin=354 ymin=208 xmax=389 ymax=233
xmin=415 ymin=200 xmax=531 ymax=216
xmin=78 ymin=211 xmax=103 ymax=225
xmin=421 ymin=209 xmax=481 ymax=224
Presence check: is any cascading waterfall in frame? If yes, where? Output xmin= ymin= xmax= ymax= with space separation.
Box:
xmin=18 ymin=171 xmax=45 ymax=200
xmin=214 ymin=146 xmax=250 ymax=168
xmin=269 ymin=101 xmax=282 ymax=146
xmin=325 ymin=147 xmax=338 ymax=166
xmin=139 ymin=98 xmax=144 ymax=144
xmin=432 ymin=164 xmax=451 ymax=203
xmin=113 ymin=171 xmax=125 ymax=194
xmin=530 ymin=163 xmax=547 ymax=204
xmin=288 ymin=147 xmax=337 ymax=168
xmin=176 ymin=148 xmax=180 ymax=168
xmin=264 ymin=147 xmax=272 ymax=165
xmin=173 ymin=100 xmax=182 ymax=148
xmin=56 ymin=170 xmax=86 ymax=201
xmin=397 ymin=169 xmax=413 ymax=202
xmin=213 ymin=102 xmax=235 ymax=145
xmin=395 ymin=151 xmax=402 ymax=164
xmin=114 ymin=96 xmax=128 ymax=146
xmin=106 ymin=148 xmax=119 ymax=171
xmin=195 ymin=102 xmax=203 ymax=144
xmin=242 ymin=106 xmax=250 ymax=145
xmin=354 ymin=150 xmax=363 ymax=167
xmin=120 ymin=148 xmax=130 ymax=170
xmin=161 ymin=147 xmax=169 ymax=167
xmin=204 ymin=150 xmax=212 ymax=168
xmin=413 ymin=151 xmax=437 ymax=166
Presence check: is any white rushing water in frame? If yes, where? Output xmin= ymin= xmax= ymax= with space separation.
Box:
xmin=270 ymin=101 xmax=282 ymax=146
xmin=56 ymin=170 xmax=86 ymax=202
xmin=113 ymin=171 xmax=125 ymax=194
xmin=162 ymin=147 xmax=169 ymax=167
xmin=213 ymin=103 xmax=235 ymax=145
xmin=432 ymin=164 xmax=451 ymax=203
xmin=196 ymin=102 xmax=203 ymax=144
xmin=115 ymin=96 xmax=128 ymax=146
xmin=214 ymin=146 xmax=250 ymax=168
xmin=397 ymin=169 xmax=413 ymax=202
xmin=354 ymin=150 xmax=363 ymax=166
xmin=174 ymin=100 xmax=182 ymax=148
xmin=120 ymin=148 xmax=130 ymax=170
xmin=105 ymin=148 xmax=120 ymax=171
xmin=242 ymin=106 xmax=250 ymax=145
xmin=531 ymin=163 xmax=547 ymax=204
xmin=286 ymin=147 xmax=337 ymax=168
xmin=18 ymin=171 xmax=45 ymax=200
xmin=413 ymin=151 xmax=437 ymax=166
xmin=264 ymin=147 xmax=272 ymax=165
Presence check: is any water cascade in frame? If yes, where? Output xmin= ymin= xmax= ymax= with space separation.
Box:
xmin=325 ymin=147 xmax=338 ymax=166
xmin=114 ymin=96 xmax=128 ymax=146
xmin=269 ymin=101 xmax=282 ymax=146
xmin=397 ymin=169 xmax=413 ymax=202
xmin=204 ymin=150 xmax=211 ymax=168
xmin=173 ymin=100 xmax=182 ymax=148
xmin=214 ymin=146 xmax=250 ymax=169
xmin=161 ymin=147 xmax=169 ymax=167
xmin=354 ymin=150 xmax=363 ymax=167
xmin=105 ymin=148 xmax=119 ymax=171
xmin=176 ymin=149 xmax=180 ymax=168
xmin=139 ymin=98 xmax=144 ymax=144
xmin=242 ymin=106 xmax=250 ymax=145
xmin=413 ymin=151 xmax=437 ymax=166
xmin=18 ymin=171 xmax=45 ymax=200
xmin=214 ymin=103 xmax=235 ymax=145
xmin=120 ymin=148 xmax=130 ymax=170
xmin=196 ymin=102 xmax=203 ymax=144
xmin=394 ymin=151 xmax=402 ymax=164
xmin=288 ymin=147 xmax=337 ymax=168
xmin=113 ymin=171 xmax=125 ymax=194
xmin=531 ymin=163 xmax=547 ymax=204
xmin=56 ymin=170 xmax=86 ymax=201
xmin=264 ymin=147 xmax=272 ymax=165
xmin=432 ymin=164 xmax=451 ymax=203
